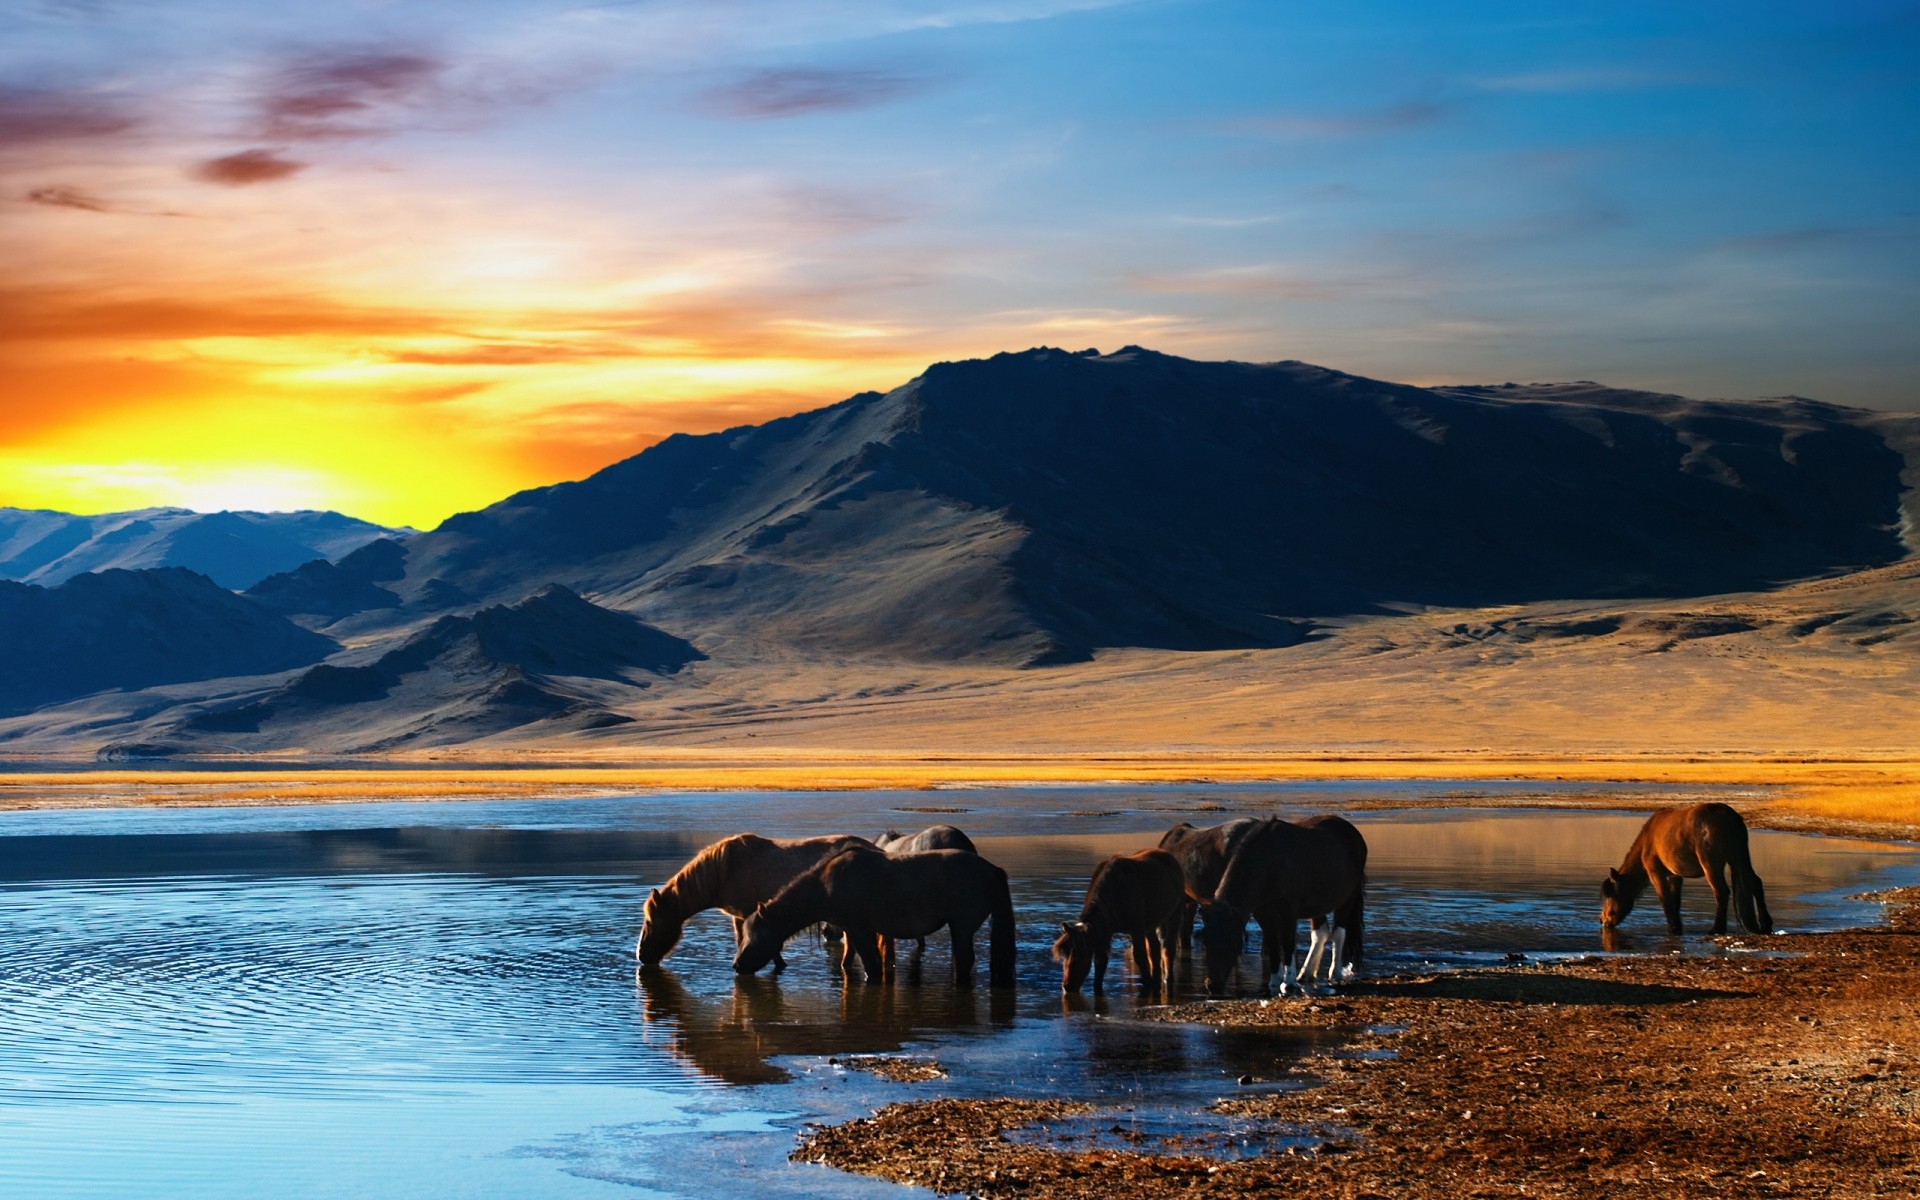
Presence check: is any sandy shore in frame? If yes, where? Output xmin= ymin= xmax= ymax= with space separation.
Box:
xmin=797 ymin=889 xmax=1920 ymax=1199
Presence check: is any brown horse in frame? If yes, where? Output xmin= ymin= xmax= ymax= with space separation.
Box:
xmin=1602 ymin=803 xmax=1774 ymax=934
xmin=1157 ymin=818 xmax=1264 ymax=954
xmin=636 ymin=833 xmax=872 ymax=968
xmin=1201 ymin=815 xmax=1367 ymax=997
xmin=1052 ymin=848 xmax=1187 ymax=993
xmin=733 ymin=846 xmax=1016 ymax=989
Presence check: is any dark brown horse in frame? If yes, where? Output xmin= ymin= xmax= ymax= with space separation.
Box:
xmin=1157 ymin=818 xmax=1264 ymax=954
xmin=1602 ymin=803 xmax=1773 ymax=934
xmin=636 ymin=833 xmax=871 ymax=968
xmin=869 ymin=825 xmax=980 ymax=957
xmin=1200 ymin=815 xmax=1367 ymax=997
xmin=734 ymin=845 xmax=1016 ymax=989
xmin=1052 ymin=848 xmax=1187 ymax=993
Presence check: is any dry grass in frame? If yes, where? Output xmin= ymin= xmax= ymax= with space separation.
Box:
xmin=2 ymin=756 xmax=1916 ymax=837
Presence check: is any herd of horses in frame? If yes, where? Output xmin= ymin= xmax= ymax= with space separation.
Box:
xmin=636 ymin=802 xmax=1773 ymax=997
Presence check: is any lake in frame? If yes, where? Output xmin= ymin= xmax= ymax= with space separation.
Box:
xmin=2 ymin=782 xmax=1915 ymax=1198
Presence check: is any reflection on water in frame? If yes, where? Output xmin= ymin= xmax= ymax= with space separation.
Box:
xmin=0 ymin=787 xmax=1915 ymax=1199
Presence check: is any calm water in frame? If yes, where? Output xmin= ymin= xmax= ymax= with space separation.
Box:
xmin=2 ymin=782 xmax=1915 ymax=1198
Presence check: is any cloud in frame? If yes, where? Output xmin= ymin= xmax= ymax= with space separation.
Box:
xmin=258 ymin=50 xmax=444 ymax=140
xmin=702 ymin=66 xmax=930 ymax=118
xmin=1472 ymin=67 xmax=1693 ymax=93
xmin=1222 ymin=101 xmax=1450 ymax=140
xmin=0 ymin=85 xmax=137 ymax=149
xmin=25 ymin=184 xmax=112 ymax=212
xmin=193 ymin=148 xmax=308 ymax=186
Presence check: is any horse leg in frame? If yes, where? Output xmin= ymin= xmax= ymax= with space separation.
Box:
xmin=1706 ymin=859 xmax=1732 ymax=935
xmin=1654 ymin=871 xmax=1685 ymax=934
xmin=1300 ymin=916 xmax=1331 ymax=985
xmin=1129 ymin=927 xmax=1158 ymax=987
xmin=952 ymin=922 xmax=978 ymax=989
xmin=1091 ymin=940 xmax=1109 ymax=993
xmin=851 ymin=932 xmax=885 ymax=985
xmin=1262 ymin=916 xmax=1299 ymax=996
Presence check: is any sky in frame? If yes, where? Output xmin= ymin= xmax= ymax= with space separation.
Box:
xmin=3 ymin=0 xmax=1916 ymax=529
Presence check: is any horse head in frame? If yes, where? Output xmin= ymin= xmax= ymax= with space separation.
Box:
xmin=636 ymin=887 xmax=684 ymax=965
xmin=1197 ymin=901 xmax=1246 ymax=997
xmin=1599 ymin=868 xmax=1634 ymax=928
xmin=1051 ymin=920 xmax=1095 ymax=992
xmin=731 ymin=904 xmax=782 ymax=975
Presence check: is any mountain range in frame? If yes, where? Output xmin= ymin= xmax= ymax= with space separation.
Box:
xmin=0 ymin=507 xmax=408 ymax=590
xmin=2 ymin=346 xmax=1915 ymax=756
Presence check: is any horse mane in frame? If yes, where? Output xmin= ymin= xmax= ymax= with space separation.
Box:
xmin=752 ymin=849 xmax=841 ymax=941
xmin=660 ymin=833 xmax=767 ymax=911
xmin=1080 ymin=856 xmax=1118 ymax=918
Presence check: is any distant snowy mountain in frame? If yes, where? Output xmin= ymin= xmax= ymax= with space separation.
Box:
xmin=0 ymin=507 xmax=411 ymax=590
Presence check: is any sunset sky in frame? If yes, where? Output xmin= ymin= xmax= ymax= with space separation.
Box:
xmin=4 ymin=0 xmax=1916 ymax=528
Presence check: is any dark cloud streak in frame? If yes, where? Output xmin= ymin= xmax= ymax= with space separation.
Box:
xmin=193 ymin=148 xmax=308 ymax=186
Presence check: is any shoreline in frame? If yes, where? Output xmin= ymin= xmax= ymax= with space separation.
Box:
xmin=0 ymin=754 xmax=1914 ymax=843
xmin=799 ymin=889 xmax=1920 ymax=1199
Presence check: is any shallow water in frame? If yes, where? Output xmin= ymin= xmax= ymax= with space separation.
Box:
xmin=1 ymin=783 xmax=1915 ymax=1198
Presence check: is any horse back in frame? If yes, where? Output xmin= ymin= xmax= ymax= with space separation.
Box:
xmin=1632 ymin=803 xmax=1749 ymax=878
xmin=1219 ymin=817 xmax=1365 ymax=913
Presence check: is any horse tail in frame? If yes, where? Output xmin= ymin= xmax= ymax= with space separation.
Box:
xmin=988 ymin=865 xmax=1017 ymax=989
xmin=1339 ymin=876 xmax=1365 ymax=966
xmin=1727 ymin=833 xmax=1773 ymax=933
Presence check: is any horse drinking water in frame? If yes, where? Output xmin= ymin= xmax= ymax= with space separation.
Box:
xmin=733 ymin=845 xmax=1017 ymax=989
xmin=1201 ymin=815 xmax=1367 ymax=998
xmin=1601 ymin=803 xmax=1774 ymax=934
xmin=637 ymin=833 xmax=872 ymax=969
xmin=1052 ymin=847 xmax=1187 ymax=993
xmin=1157 ymin=818 xmax=1264 ymax=955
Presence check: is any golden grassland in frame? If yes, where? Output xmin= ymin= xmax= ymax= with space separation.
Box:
xmin=2 ymin=753 xmax=1915 ymax=838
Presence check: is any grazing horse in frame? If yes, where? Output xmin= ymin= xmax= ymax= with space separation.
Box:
xmin=734 ymin=846 xmax=1016 ymax=989
xmin=870 ymin=825 xmax=980 ymax=957
xmin=1157 ymin=818 xmax=1265 ymax=954
xmin=1201 ymin=815 xmax=1367 ymax=997
xmin=1052 ymin=848 xmax=1187 ymax=993
xmin=636 ymin=833 xmax=872 ymax=968
xmin=1602 ymin=803 xmax=1774 ymax=934
xmin=874 ymin=824 xmax=978 ymax=855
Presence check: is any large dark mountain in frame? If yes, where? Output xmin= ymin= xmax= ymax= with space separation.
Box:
xmin=0 ymin=568 xmax=338 ymax=716
xmin=0 ymin=507 xmax=409 ymax=590
xmin=288 ymin=347 xmax=1915 ymax=665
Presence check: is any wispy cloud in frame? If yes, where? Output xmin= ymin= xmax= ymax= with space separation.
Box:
xmin=0 ymin=85 xmax=138 ymax=149
xmin=192 ymin=147 xmax=308 ymax=185
xmin=702 ymin=66 xmax=932 ymax=118
xmin=256 ymin=50 xmax=444 ymax=141
xmin=25 ymin=183 xmax=112 ymax=211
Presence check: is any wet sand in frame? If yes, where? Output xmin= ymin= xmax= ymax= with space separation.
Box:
xmin=798 ymin=889 xmax=1920 ymax=1199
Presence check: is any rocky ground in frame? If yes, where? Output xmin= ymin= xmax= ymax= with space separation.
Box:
xmin=796 ymin=890 xmax=1920 ymax=1198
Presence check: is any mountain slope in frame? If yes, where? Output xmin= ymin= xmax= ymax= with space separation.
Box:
xmin=314 ymin=347 xmax=1913 ymax=665
xmin=0 ymin=569 xmax=339 ymax=716
xmin=0 ymin=508 xmax=410 ymax=590
xmin=181 ymin=584 xmax=703 ymax=749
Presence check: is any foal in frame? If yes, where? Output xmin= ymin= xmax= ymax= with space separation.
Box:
xmin=1052 ymin=848 xmax=1187 ymax=993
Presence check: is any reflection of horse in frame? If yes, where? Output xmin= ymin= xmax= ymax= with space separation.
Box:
xmin=1602 ymin=803 xmax=1773 ymax=934
xmin=637 ymin=833 xmax=872 ymax=969
xmin=1053 ymin=848 xmax=1186 ymax=993
xmin=1158 ymin=818 xmax=1264 ymax=954
xmin=871 ymin=825 xmax=979 ymax=958
xmin=1201 ymin=816 xmax=1367 ymax=997
xmin=635 ymin=965 xmax=988 ymax=1086
xmin=734 ymin=846 xmax=1016 ymax=989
